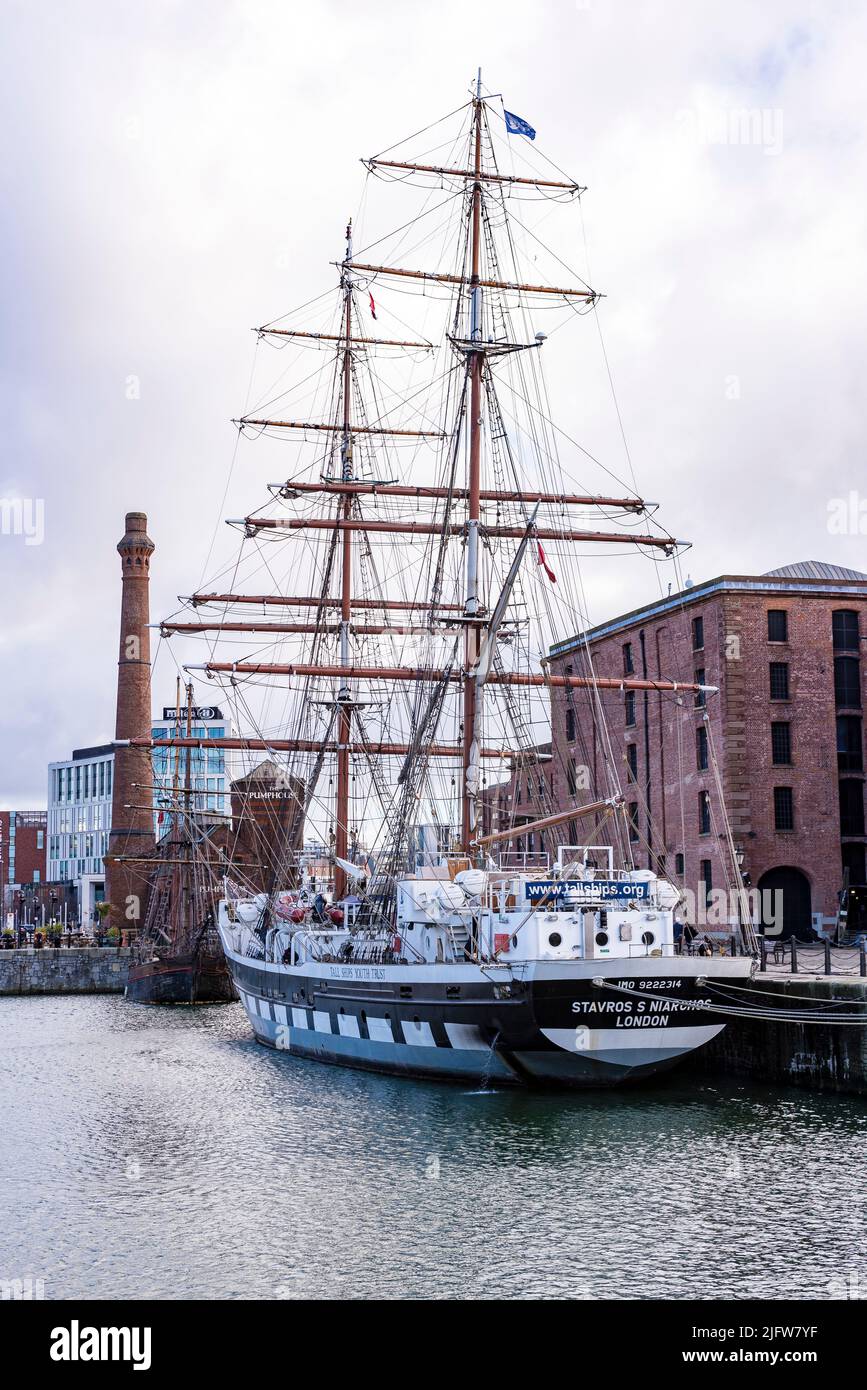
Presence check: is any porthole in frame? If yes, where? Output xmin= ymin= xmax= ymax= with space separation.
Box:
xmin=595 ymin=931 xmax=609 ymax=947
xmin=511 ymin=935 xmax=518 ymax=949
xmin=641 ymin=931 xmax=655 ymax=946
xmin=548 ymin=931 xmax=562 ymax=947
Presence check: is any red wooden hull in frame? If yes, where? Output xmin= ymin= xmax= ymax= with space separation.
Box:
xmin=126 ymin=951 xmax=236 ymax=1004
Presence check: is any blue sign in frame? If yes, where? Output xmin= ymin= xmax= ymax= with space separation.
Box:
xmin=524 ymin=879 xmax=650 ymax=904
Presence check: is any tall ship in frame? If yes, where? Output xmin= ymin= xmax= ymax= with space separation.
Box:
xmin=146 ymin=76 xmax=756 ymax=1084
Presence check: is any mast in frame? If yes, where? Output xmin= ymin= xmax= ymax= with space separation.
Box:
xmin=183 ymin=684 xmax=193 ymax=805
xmin=172 ymin=675 xmax=181 ymax=816
xmin=162 ymin=82 xmax=700 ymax=891
xmin=462 ymin=68 xmax=484 ymax=852
xmin=182 ymin=684 xmax=193 ymax=944
xmin=335 ymin=220 xmax=354 ymax=898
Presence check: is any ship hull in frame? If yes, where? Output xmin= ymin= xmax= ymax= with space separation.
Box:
xmin=222 ymin=945 xmax=751 ymax=1088
xmin=126 ymin=951 xmax=236 ymax=1005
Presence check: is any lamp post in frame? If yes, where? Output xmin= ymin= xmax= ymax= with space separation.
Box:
xmin=733 ymin=845 xmax=747 ymax=934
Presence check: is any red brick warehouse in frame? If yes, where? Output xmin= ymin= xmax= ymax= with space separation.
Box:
xmin=0 ymin=810 xmax=47 ymax=892
xmin=542 ymin=561 xmax=867 ymax=938
xmin=480 ymin=562 xmax=867 ymax=937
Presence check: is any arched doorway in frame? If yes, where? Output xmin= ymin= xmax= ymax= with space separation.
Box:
xmin=757 ymin=866 xmax=813 ymax=941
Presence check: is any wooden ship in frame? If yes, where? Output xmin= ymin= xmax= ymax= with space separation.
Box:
xmin=125 ymin=690 xmax=235 ymax=1004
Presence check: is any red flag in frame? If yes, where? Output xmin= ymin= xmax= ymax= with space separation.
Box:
xmin=369 ymin=291 xmax=377 ymax=320
xmin=537 ymin=541 xmax=557 ymax=583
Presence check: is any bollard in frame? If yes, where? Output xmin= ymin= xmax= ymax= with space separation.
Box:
xmin=790 ymin=937 xmax=798 ymax=974
xmin=760 ymin=938 xmax=767 ymax=973
xmin=824 ymin=940 xmax=831 ymax=975
xmin=861 ymin=941 xmax=866 ymax=979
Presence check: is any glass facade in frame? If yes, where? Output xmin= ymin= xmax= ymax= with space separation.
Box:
xmin=47 ymin=753 xmax=113 ymax=879
xmin=49 ymin=710 xmax=237 ymax=886
xmin=150 ymin=717 xmax=234 ymax=834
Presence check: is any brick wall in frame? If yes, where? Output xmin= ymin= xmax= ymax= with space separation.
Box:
xmin=544 ymin=574 xmax=867 ymax=933
xmin=0 ymin=811 xmax=48 ymax=888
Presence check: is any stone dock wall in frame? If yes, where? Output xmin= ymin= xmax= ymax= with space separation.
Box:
xmin=0 ymin=948 xmax=132 ymax=995
xmin=688 ymin=974 xmax=867 ymax=1096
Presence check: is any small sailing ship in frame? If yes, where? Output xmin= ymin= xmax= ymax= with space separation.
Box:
xmin=126 ymin=691 xmax=235 ymax=1004
xmin=145 ymin=75 xmax=756 ymax=1082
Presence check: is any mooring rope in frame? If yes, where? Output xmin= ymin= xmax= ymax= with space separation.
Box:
xmin=595 ymin=976 xmax=867 ymax=1026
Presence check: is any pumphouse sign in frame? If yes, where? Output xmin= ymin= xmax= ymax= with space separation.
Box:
xmin=162 ymin=706 xmax=223 ymax=721
xmin=524 ymin=878 xmax=650 ymax=903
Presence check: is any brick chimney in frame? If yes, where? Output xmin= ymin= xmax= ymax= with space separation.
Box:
xmin=105 ymin=512 xmax=155 ymax=937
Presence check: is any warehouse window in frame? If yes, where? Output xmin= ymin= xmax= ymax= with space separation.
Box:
xmin=623 ymin=642 xmax=634 ymax=675
xmin=837 ymin=715 xmax=863 ymax=772
xmin=700 ymin=859 xmax=712 ymax=909
xmin=626 ymin=744 xmax=638 ymax=781
xmin=696 ymin=725 xmax=708 ymax=771
xmin=625 ymin=691 xmax=636 ymax=726
xmin=767 ymin=610 xmax=788 ymax=643
xmin=694 ymin=668 xmax=706 ymax=708
xmin=774 ymin=786 xmax=794 ymax=832
xmin=699 ymin=789 xmax=711 ymax=835
xmin=842 ymin=842 xmax=867 ymax=886
xmin=771 ymin=722 xmax=792 ymax=766
xmin=832 ymin=610 xmax=860 ymax=651
xmin=566 ymin=707 xmax=576 ymax=741
xmin=769 ymin=662 xmax=790 ymax=700
xmin=692 ymin=615 xmax=704 ymax=651
xmin=839 ymin=780 xmax=865 ymax=837
xmin=834 ymin=656 xmax=861 ymax=707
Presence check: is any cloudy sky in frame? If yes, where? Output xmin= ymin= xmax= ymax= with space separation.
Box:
xmin=2 ymin=0 xmax=865 ymax=806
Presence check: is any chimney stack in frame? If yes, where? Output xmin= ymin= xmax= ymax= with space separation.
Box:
xmin=105 ymin=511 xmax=155 ymax=937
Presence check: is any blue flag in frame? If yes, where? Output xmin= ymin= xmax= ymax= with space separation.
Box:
xmin=504 ymin=109 xmax=536 ymax=140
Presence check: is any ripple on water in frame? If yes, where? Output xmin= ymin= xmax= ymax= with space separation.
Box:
xmin=1 ymin=995 xmax=866 ymax=1299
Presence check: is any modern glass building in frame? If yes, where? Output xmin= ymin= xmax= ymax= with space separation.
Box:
xmin=150 ymin=704 xmax=236 ymax=835
xmin=46 ymin=744 xmax=114 ymax=923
